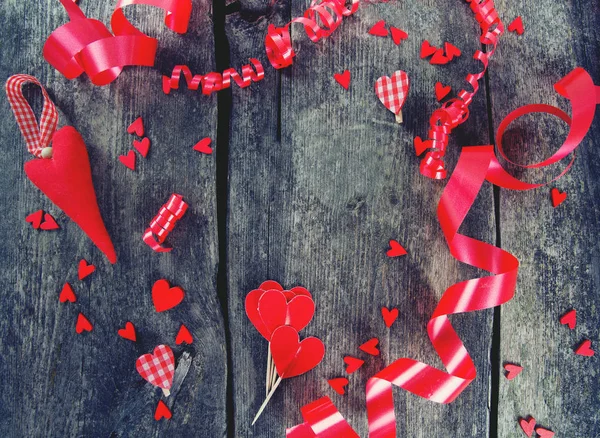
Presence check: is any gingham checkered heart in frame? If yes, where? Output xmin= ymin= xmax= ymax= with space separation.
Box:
xmin=136 ymin=345 xmax=175 ymax=390
xmin=375 ymin=70 xmax=410 ymax=115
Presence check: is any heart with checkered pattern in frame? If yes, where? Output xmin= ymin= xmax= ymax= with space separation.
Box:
xmin=136 ymin=345 xmax=175 ymax=390
xmin=375 ymin=70 xmax=410 ymax=115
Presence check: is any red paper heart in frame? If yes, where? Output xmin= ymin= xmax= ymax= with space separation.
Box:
xmin=78 ymin=259 xmax=95 ymax=280
xmin=175 ymin=324 xmax=193 ymax=345
xmin=193 ymin=137 xmax=213 ymax=154
xmin=503 ymin=363 xmax=523 ymax=380
xmin=386 ymin=239 xmax=407 ymax=257
xmin=75 ymin=313 xmax=93 ymax=334
xmin=328 ymin=377 xmax=349 ymax=395
xmin=508 ymin=16 xmax=524 ymax=35
xmin=133 ymin=137 xmax=151 ymax=158
xmin=270 ymin=326 xmax=325 ymax=378
xmin=344 ymin=356 xmax=364 ymax=374
xmin=375 ymin=71 xmax=410 ymax=115
xmin=289 ymin=286 xmax=312 ymax=299
xmin=559 ymin=309 xmax=576 ymax=329
xmin=119 ymin=150 xmax=136 ymax=170
xmin=40 ymin=213 xmax=60 ymax=230
xmin=535 ymin=427 xmax=554 ymax=438
xmin=359 ymin=338 xmax=380 ymax=356
xmin=136 ymin=345 xmax=175 ymax=389
xmin=334 ymin=70 xmax=351 ymax=90
xmin=381 ymin=307 xmax=398 ymax=328
xmin=435 ymin=82 xmax=451 ymax=101
xmin=420 ymin=40 xmax=437 ymax=58
xmin=444 ymin=42 xmax=461 ymax=60
xmin=258 ymin=290 xmax=315 ymax=337
xmin=368 ymin=20 xmax=388 ymax=37
xmin=127 ymin=117 xmax=145 ymax=137
xmin=574 ymin=339 xmax=594 ymax=357
xmin=154 ymin=400 xmax=172 ymax=421
xmin=430 ymin=49 xmax=449 ymax=65
xmin=118 ymin=322 xmax=136 ymax=342
xmin=551 ymin=188 xmax=567 ymax=207
xmin=25 ymin=210 xmax=44 ymax=229
xmin=519 ymin=417 xmax=536 ymax=437
xmin=152 ymin=279 xmax=185 ymax=312
xmin=390 ymin=27 xmax=408 ymax=45
xmin=59 ymin=282 xmax=77 ymax=303
xmin=414 ymin=136 xmax=429 ymax=156
xmin=24 ymin=127 xmax=116 ymax=263
xmin=259 ymin=280 xmax=283 ymax=291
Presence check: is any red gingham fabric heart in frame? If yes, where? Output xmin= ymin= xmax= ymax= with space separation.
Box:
xmin=375 ymin=70 xmax=410 ymax=115
xmin=136 ymin=345 xmax=175 ymax=390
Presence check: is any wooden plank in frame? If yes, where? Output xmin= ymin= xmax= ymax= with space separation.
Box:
xmin=0 ymin=1 xmax=226 ymax=436
xmin=226 ymin=1 xmax=497 ymax=435
xmin=488 ymin=1 xmax=600 ymax=436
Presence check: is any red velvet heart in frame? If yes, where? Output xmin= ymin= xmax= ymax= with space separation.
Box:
xmin=127 ymin=117 xmax=145 ymax=137
xmin=40 ymin=213 xmax=60 ymax=230
xmin=574 ymin=339 xmax=594 ymax=357
xmin=133 ymin=137 xmax=151 ymax=158
xmin=430 ymin=49 xmax=449 ymax=65
xmin=519 ymin=417 xmax=536 ymax=437
xmin=508 ymin=16 xmax=524 ymax=35
xmin=386 ymin=239 xmax=407 ymax=257
xmin=258 ymin=290 xmax=315 ymax=338
xmin=24 ymin=127 xmax=116 ymax=263
xmin=76 ymin=313 xmax=93 ymax=334
xmin=551 ymin=188 xmax=567 ymax=207
xmin=270 ymin=326 xmax=325 ymax=378
xmin=359 ymin=338 xmax=380 ymax=356
xmin=334 ymin=70 xmax=351 ymax=90
xmin=25 ymin=210 xmax=44 ymax=229
xmin=368 ymin=20 xmax=388 ymax=37
xmin=78 ymin=259 xmax=95 ymax=280
xmin=59 ymin=283 xmax=77 ymax=303
xmin=118 ymin=322 xmax=136 ymax=342
xmin=559 ymin=309 xmax=576 ymax=329
xmin=152 ymin=279 xmax=185 ymax=312
xmin=154 ymin=400 xmax=172 ymax=421
xmin=193 ymin=137 xmax=213 ymax=154
xmin=343 ymin=356 xmax=364 ymax=374
xmin=390 ymin=27 xmax=408 ymax=45
xmin=535 ymin=427 xmax=554 ymax=438
xmin=328 ymin=377 xmax=349 ymax=395
xmin=503 ymin=363 xmax=523 ymax=380
xmin=175 ymin=324 xmax=193 ymax=345
xmin=435 ymin=82 xmax=451 ymax=101
xmin=381 ymin=307 xmax=398 ymax=328
xmin=420 ymin=40 xmax=437 ymax=58
xmin=119 ymin=150 xmax=136 ymax=170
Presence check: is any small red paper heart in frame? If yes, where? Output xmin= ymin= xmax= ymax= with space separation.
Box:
xmin=78 ymin=259 xmax=96 ymax=280
xmin=75 ymin=313 xmax=93 ymax=334
xmin=175 ymin=324 xmax=193 ymax=345
xmin=508 ymin=16 xmax=524 ymax=35
xmin=535 ymin=427 xmax=554 ymax=438
xmin=390 ymin=27 xmax=408 ymax=45
xmin=270 ymin=326 xmax=325 ymax=378
xmin=381 ymin=307 xmax=398 ymax=328
xmin=59 ymin=283 xmax=77 ymax=303
xmin=420 ymin=40 xmax=437 ymax=58
xmin=118 ymin=322 xmax=136 ymax=342
xmin=435 ymin=82 xmax=451 ymax=101
xmin=258 ymin=280 xmax=283 ymax=291
xmin=258 ymin=290 xmax=315 ymax=338
xmin=193 ymin=137 xmax=213 ymax=154
xmin=550 ymin=188 xmax=567 ymax=207
xmin=359 ymin=338 xmax=380 ymax=356
xmin=334 ymin=70 xmax=351 ymax=90
xmin=519 ymin=417 xmax=536 ymax=437
xmin=154 ymin=400 xmax=172 ymax=421
xmin=375 ymin=71 xmax=410 ymax=115
xmin=386 ymin=239 xmax=407 ymax=257
xmin=368 ymin=20 xmax=388 ymax=37
xmin=344 ymin=356 xmax=364 ymax=374
xmin=414 ymin=136 xmax=429 ymax=156
xmin=127 ymin=117 xmax=145 ymax=137
xmin=443 ymin=42 xmax=462 ymax=60
xmin=136 ymin=344 xmax=175 ymax=389
xmin=40 ymin=213 xmax=60 ymax=230
xmin=133 ymin=137 xmax=151 ymax=158
xmin=152 ymin=279 xmax=185 ymax=312
xmin=574 ymin=339 xmax=594 ymax=357
xmin=328 ymin=377 xmax=349 ymax=395
xmin=559 ymin=309 xmax=576 ymax=329
xmin=503 ymin=363 xmax=523 ymax=380
xmin=25 ymin=210 xmax=44 ymax=229
xmin=430 ymin=49 xmax=450 ymax=65
xmin=119 ymin=150 xmax=136 ymax=170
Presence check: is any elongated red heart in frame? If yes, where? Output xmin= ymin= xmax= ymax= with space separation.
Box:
xmin=258 ymin=290 xmax=315 ymax=337
xmin=40 ymin=213 xmax=60 ymax=230
xmin=508 ymin=16 xmax=524 ymax=35
xmin=119 ymin=150 xmax=136 ymax=170
xmin=359 ymin=338 xmax=380 ymax=356
xmin=270 ymin=326 xmax=325 ymax=378
xmin=193 ymin=137 xmax=213 ymax=154
xmin=551 ymin=188 xmax=567 ymax=207
xmin=519 ymin=416 xmax=536 ymax=437
xmin=334 ymin=70 xmax=351 ymax=90
xmin=118 ymin=322 xmax=136 ymax=342
xmin=24 ymin=127 xmax=116 ymax=263
xmin=78 ymin=259 xmax=95 ymax=280
xmin=444 ymin=42 xmax=461 ymax=60
xmin=435 ymin=82 xmax=451 ymax=101
xmin=381 ymin=307 xmax=398 ymax=327
xmin=375 ymin=71 xmax=410 ymax=116
xmin=386 ymin=239 xmax=407 ymax=257
xmin=154 ymin=400 xmax=172 ymax=421
xmin=368 ymin=20 xmax=388 ymax=37
xmin=430 ymin=49 xmax=449 ymax=65
xmin=133 ymin=137 xmax=151 ymax=158
xmin=152 ymin=279 xmax=185 ymax=312
xmin=574 ymin=339 xmax=594 ymax=357
xmin=560 ymin=309 xmax=576 ymax=329
xmin=127 ymin=117 xmax=145 ymax=137
xmin=175 ymin=324 xmax=193 ymax=345
xmin=535 ymin=427 xmax=554 ymax=438
xmin=136 ymin=345 xmax=175 ymax=390
xmin=390 ymin=27 xmax=408 ymax=45
xmin=75 ymin=313 xmax=93 ymax=334
xmin=503 ymin=363 xmax=523 ymax=380
xmin=328 ymin=377 xmax=349 ymax=395
xmin=59 ymin=282 xmax=77 ymax=303
xmin=420 ymin=40 xmax=437 ymax=58
xmin=343 ymin=356 xmax=364 ymax=374
xmin=25 ymin=210 xmax=44 ymax=229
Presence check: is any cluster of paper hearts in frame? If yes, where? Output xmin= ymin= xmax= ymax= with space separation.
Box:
xmin=368 ymin=20 xmax=408 ymax=46
xmin=58 ymin=259 xmax=98 ymax=333
xmin=558 ymin=308 xmax=594 ymax=357
xmin=519 ymin=416 xmax=554 ymax=437
xmin=25 ymin=210 xmax=59 ymax=230
xmin=120 ymin=117 xmax=151 ymax=171
xmin=420 ymin=40 xmax=461 ymax=65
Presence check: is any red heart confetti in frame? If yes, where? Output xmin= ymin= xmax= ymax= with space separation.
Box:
xmin=258 ymin=290 xmax=315 ymax=338
xmin=270 ymin=326 xmax=325 ymax=378
xmin=550 ymin=188 xmax=567 ymax=207
xmin=574 ymin=339 xmax=594 ymax=357
xmin=78 ymin=259 xmax=96 ymax=280
xmin=519 ymin=416 xmax=536 ymax=437
xmin=414 ymin=136 xmax=428 ymax=156
xmin=40 ymin=213 xmax=60 ymax=230
xmin=127 ymin=117 xmax=145 ymax=137
xmin=359 ymin=338 xmax=380 ymax=356
xmin=119 ymin=150 xmax=136 ymax=170
xmin=435 ymin=82 xmax=452 ymax=101
xmin=334 ymin=70 xmax=351 ymax=90
xmin=368 ymin=20 xmax=388 ymax=37
xmin=118 ymin=322 xmax=136 ymax=342
xmin=193 ymin=137 xmax=213 ymax=154
xmin=59 ymin=283 xmax=77 ymax=303
xmin=25 ymin=210 xmax=44 ymax=229
xmin=430 ymin=49 xmax=450 ymax=65
xmin=136 ymin=344 xmax=175 ymax=390
xmin=420 ymin=40 xmax=437 ymax=58
xmin=535 ymin=427 xmax=555 ymax=438
xmin=381 ymin=307 xmax=398 ymax=328
xmin=344 ymin=356 xmax=364 ymax=374
xmin=508 ymin=16 xmax=524 ymax=35
xmin=390 ymin=27 xmax=408 ymax=45
xmin=152 ymin=279 xmax=185 ymax=312
xmin=133 ymin=137 xmax=151 ymax=158
xmin=375 ymin=71 xmax=410 ymax=116
xmin=75 ymin=313 xmax=93 ymax=334
xmin=559 ymin=309 xmax=577 ymax=329
xmin=386 ymin=239 xmax=407 ymax=257
xmin=175 ymin=324 xmax=193 ymax=345
xmin=154 ymin=400 xmax=172 ymax=421
xmin=503 ymin=363 xmax=523 ymax=380
xmin=443 ymin=42 xmax=462 ymax=60
xmin=327 ymin=377 xmax=349 ymax=395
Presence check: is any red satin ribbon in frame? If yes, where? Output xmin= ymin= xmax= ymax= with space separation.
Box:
xmin=43 ymin=0 xmax=192 ymax=86
xmin=288 ymin=68 xmax=600 ymax=437
xmin=142 ymin=194 xmax=188 ymax=252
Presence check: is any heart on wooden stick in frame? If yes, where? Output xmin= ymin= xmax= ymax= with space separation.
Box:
xmin=375 ymin=70 xmax=409 ymax=123
xmin=136 ymin=344 xmax=175 ymax=396
xmin=270 ymin=326 xmax=325 ymax=378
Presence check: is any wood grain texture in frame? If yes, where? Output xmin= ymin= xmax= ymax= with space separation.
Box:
xmin=0 ymin=1 xmax=226 ymax=437
xmin=489 ymin=1 xmax=600 ymax=437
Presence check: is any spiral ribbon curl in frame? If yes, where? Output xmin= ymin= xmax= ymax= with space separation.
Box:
xmin=142 ymin=194 xmax=188 ymax=253
xmin=288 ymin=68 xmax=600 ymax=437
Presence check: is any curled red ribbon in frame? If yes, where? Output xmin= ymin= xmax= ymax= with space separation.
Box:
xmin=143 ymin=194 xmax=188 ymax=252
xmin=288 ymin=68 xmax=600 ymax=437
xmin=43 ymin=0 xmax=192 ymax=86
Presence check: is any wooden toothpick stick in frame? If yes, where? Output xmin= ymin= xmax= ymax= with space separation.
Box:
xmin=252 ymin=375 xmax=283 ymax=425
xmin=395 ymin=110 xmax=403 ymax=124
xmin=266 ymin=346 xmax=272 ymax=395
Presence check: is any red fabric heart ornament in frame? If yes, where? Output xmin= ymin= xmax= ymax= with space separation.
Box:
xmin=75 ymin=313 xmax=93 ymax=334
xmin=193 ymin=137 xmax=213 ymax=154
xmin=343 ymin=356 xmax=364 ymax=374
xmin=258 ymin=290 xmax=315 ymax=338
xmin=559 ymin=309 xmax=577 ymax=329
xmin=375 ymin=71 xmax=410 ymax=116
xmin=359 ymin=338 xmax=380 ymax=356
xmin=503 ymin=363 xmax=523 ymax=380
xmin=136 ymin=344 xmax=175 ymax=389
xmin=25 ymin=210 xmax=44 ymax=229
xmin=519 ymin=417 xmax=536 ymax=437
xmin=118 ymin=322 xmax=136 ymax=342
xmin=78 ymin=259 xmax=96 ymax=280
xmin=175 ymin=324 xmax=193 ymax=345
xmin=270 ymin=326 xmax=325 ymax=378
xmin=334 ymin=70 xmax=351 ymax=90
xmin=154 ymin=400 xmax=172 ymax=421
xmin=152 ymin=279 xmax=185 ymax=312
xmin=133 ymin=137 xmax=151 ymax=158
xmin=381 ymin=307 xmax=398 ymax=327
xmin=127 ymin=117 xmax=145 ymax=137
xmin=59 ymin=282 xmax=77 ymax=303
xmin=328 ymin=377 xmax=349 ymax=395
xmin=24 ymin=127 xmax=116 ymax=263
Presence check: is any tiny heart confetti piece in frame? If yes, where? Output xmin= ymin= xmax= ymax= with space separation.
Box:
xmin=119 ymin=150 xmax=136 ymax=170
xmin=118 ymin=322 xmax=137 ymax=342
xmin=381 ymin=307 xmax=398 ymax=328
xmin=344 ymin=356 xmax=364 ymax=374
xmin=334 ymin=70 xmax=351 ymax=90
xmin=152 ymin=279 xmax=185 ymax=312
xmin=359 ymin=338 xmax=380 ymax=356
xmin=503 ymin=363 xmax=523 ymax=380
xmin=443 ymin=42 xmax=461 ymax=60
xmin=535 ymin=427 xmax=555 ymax=438
xmin=551 ymin=188 xmax=567 ymax=207
xmin=386 ymin=239 xmax=407 ymax=257
xmin=430 ymin=49 xmax=450 ymax=65
xmin=390 ymin=27 xmax=408 ymax=45
xmin=75 ymin=313 xmax=93 ymax=334
xmin=136 ymin=344 xmax=175 ymax=390
xmin=59 ymin=283 xmax=77 ymax=303
xmin=559 ymin=309 xmax=577 ymax=329
xmin=25 ymin=210 xmax=44 ymax=229
xmin=574 ymin=339 xmax=594 ymax=357
xmin=127 ymin=117 xmax=145 ymax=137
xmin=435 ymin=82 xmax=452 ymax=101
xmin=375 ymin=71 xmax=410 ymax=123
xmin=327 ymin=377 xmax=349 ymax=395
xmin=193 ymin=137 xmax=213 ymax=154
xmin=78 ymin=259 xmax=95 ymax=280
xmin=368 ymin=20 xmax=388 ymax=37
xmin=414 ymin=136 xmax=428 ymax=156
xmin=420 ymin=40 xmax=437 ymax=58
xmin=175 ymin=324 xmax=193 ymax=345
xmin=508 ymin=16 xmax=524 ymax=35
xmin=40 ymin=213 xmax=60 ymax=230
xmin=519 ymin=416 xmax=536 ymax=437
xmin=154 ymin=400 xmax=172 ymax=421
xmin=133 ymin=137 xmax=151 ymax=158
